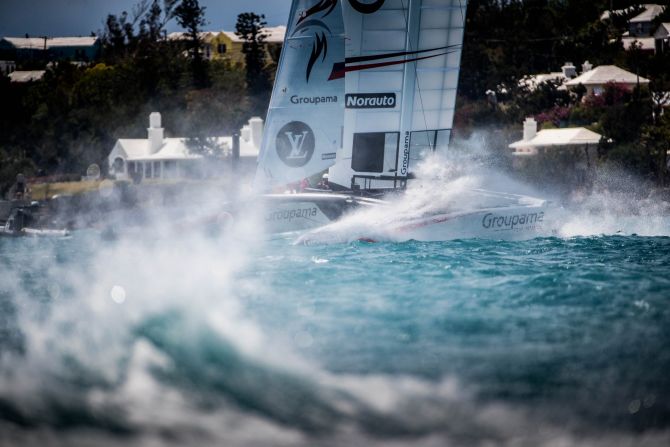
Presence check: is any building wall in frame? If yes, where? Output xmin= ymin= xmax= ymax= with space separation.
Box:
xmin=630 ymin=21 xmax=655 ymax=38
xmin=0 ymin=60 xmax=16 ymax=75
xmin=47 ymin=44 xmax=100 ymax=61
xmin=211 ymin=33 xmax=244 ymax=64
xmin=210 ymin=32 xmax=282 ymax=66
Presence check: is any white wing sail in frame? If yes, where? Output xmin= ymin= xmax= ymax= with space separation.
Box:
xmin=254 ymin=0 xmax=346 ymax=191
xmin=328 ymin=0 xmax=467 ymax=190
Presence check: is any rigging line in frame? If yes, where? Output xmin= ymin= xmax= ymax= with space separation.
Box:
xmin=400 ymin=0 xmax=433 ymax=151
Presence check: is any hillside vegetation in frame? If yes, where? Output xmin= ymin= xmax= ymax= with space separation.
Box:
xmin=1 ymin=0 xmax=669 ymax=195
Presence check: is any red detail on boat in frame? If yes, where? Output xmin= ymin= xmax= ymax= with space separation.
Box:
xmin=328 ymin=51 xmax=452 ymax=80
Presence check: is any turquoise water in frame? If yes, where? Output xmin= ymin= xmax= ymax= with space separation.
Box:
xmin=1 ymin=231 xmax=669 ymax=446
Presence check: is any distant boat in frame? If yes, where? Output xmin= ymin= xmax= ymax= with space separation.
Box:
xmin=0 ymin=204 xmax=69 ymax=238
xmin=250 ymin=0 xmax=556 ymax=241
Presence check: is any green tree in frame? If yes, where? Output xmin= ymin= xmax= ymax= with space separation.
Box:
xmin=183 ymin=60 xmax=250 ymax=159
xmin=235 ymin=12 xmax=270 ymax=116
xmin=174 ymin=0 xmax=208 ymax=88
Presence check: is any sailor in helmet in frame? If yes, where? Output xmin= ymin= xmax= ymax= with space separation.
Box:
xmin=316 ymin=173 xmax=331 ymax=190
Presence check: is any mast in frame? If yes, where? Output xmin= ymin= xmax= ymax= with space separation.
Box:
xmin=398 ymin=0 xmax=422 ymax=179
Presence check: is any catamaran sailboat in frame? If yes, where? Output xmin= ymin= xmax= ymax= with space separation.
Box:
xmin=252 ymin=0 xmax=556 ymax=241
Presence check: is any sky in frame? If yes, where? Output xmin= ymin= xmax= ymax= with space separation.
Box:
xmin=0 ymin=0 xmax=291 ymax=37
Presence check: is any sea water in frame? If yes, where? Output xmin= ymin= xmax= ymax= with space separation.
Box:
xmin=1 ymin=227 xmax=669 ymax=446
xmin=1 ymin=149 xmax=670 ymax=446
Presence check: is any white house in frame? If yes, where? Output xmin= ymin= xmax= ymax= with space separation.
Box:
xmin=601 ymin=4 xmax=666 ymax=53
xmin=167 ymin=31 xmax=218 ymax=60
xmin=0 ymin=36 xmax=101 ymax=61
xmin=564 ymin=65 xmax=650 ymax=96
xmin=508 ymin=118 xmax=603 ymax=186
xmin=219 ymin=26 xmax=286 ymax=45
xmin=520 ymin=62 xmax=582 ymax=91
xmin=509 ymin=118 xmax=602 ymax=158
xmin=108 ymin=113 xmax=262 ymax=181
xmin=628 ymin=4 xmax=666 ymax=37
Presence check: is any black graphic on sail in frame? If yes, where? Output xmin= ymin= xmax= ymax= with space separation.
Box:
xmin=347 ymin=0 xmax=386 ymax=14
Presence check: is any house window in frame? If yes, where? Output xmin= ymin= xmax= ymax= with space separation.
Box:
xmin=351 ymin=132 xmax=399 ymax=173
xmin=218 ymin=43 xmax=227 ymax=54
xmin=153 ymin=161 xmax=162 ymax=178
xmin=112 ymin=157 xmax=125 ymax=174
xmin=144 ymin=162 xmax=153 ymax=179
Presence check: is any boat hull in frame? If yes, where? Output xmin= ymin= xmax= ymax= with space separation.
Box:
xmin=387 ymin=204 xmax=557 ymax=242
xmin=240 ymin=191 xmax=559 ymax=243
xmin=257 ymin=193 xmax=384 ymax=234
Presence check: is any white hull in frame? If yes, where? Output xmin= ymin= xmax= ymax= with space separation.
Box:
xmin=22 ymin=227 xmax=70 ymax=238
xmin=258 ymin=192 xmax=384 ymax=235
xmin=383 ymin=204 xmax=557 ymax=242
xmin=257 ymin=190 xmax=559 ymax=243
xmin=0 ymin=227 xmax=70 ymax=238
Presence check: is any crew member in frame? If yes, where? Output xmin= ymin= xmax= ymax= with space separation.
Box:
xmin=13 ymin=173 xmax=29 ymax=200
xmin=316 ymin=173 xmax=331 ymax=190
xmin=299 ymin=177 xmax=310 ymax=192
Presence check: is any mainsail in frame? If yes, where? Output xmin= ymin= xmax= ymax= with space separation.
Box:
xmin=328 ymin=0 xmax=467 ymax=190
xmin=254 ymin=0 xmax=346 ymax=190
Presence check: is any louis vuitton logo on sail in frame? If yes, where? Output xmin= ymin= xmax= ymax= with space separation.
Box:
xmin=286 ymin=132 xmax=310 ymax=159
xmin=345 ymin=93 xmax=396 ymax=109
xmin=276 ymin=121 xmax=316 ymax=168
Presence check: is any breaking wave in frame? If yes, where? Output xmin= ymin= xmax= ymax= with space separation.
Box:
xmin=1 ymin=221 xmax=670 ymax=446
xmin=296 ymin=138 xmax=670 ymax=244
xmin=1 ymin=137 xmax=669 ymax=446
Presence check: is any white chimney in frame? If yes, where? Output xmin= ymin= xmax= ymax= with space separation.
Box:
xmin=561 ymin=62 xmax=577 ymax=79
xmin=148 ymin=112 xmax=164 ymax=154
xmin=248 ymin=116 xmax=264 ymax=149
xmin=582 ymin=60 xmax=593 ymax=73
xmin=240 ymin=125 xmax=251 ymax=142
xmin=523 ymin=117 xmax=537 ymax=141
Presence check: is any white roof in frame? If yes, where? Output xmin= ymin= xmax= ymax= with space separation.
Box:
xmin=655 ymin=23 xmax=670 ymax=38
xmin=630 ymin=4 xmax=665 ymax=23
xmin=2 ymin=36 xmax=98 ymax=49
xmin=8 ymin=70 xmax=45 ymax=82
xmin=167 ymin=31 xmax=217 ymax=41
xmin=600 ymin=4 xmax=665 ymax=22
xmin=565 ymin=65 xmax=649 ymax=86
xmin=622 ymin=36 xmax=656 ymax=51
xmin=221 ymin=26 xmax=286 ymax=44
xmin=509 ymin=128 xmax=603 ymax=149
xmin=116 ymin=136 xmax=259 ymax=161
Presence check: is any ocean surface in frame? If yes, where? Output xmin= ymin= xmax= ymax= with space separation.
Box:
xmin=1 ymin=217 xmax=669 ymax=447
